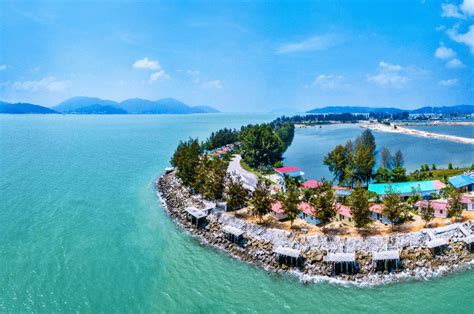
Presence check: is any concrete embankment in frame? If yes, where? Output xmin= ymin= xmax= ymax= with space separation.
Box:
xmin=157 ymin=171 xmax=474 ymax=286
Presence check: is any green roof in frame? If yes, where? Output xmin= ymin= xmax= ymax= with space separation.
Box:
xmin=368 ymin=180 xmax=446 ymax=195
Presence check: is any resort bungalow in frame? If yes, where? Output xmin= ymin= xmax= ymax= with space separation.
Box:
xmin=271 ymin=201 xmax=288 ymax=221
xmin=324 ymin=252 xmax=358 ymax=275
xmin=372 ymin=250 xmax=401 ymax=272
xmin=184 ymin=206 xmax=208 ymax=227
xmin=462 ymin=194 xmax=474 ymax=211
xmin=273 ymin=246 xmax=302 ymax=267
xmin=415 ymin=200 xmax=449 ymax=218
xmin=427 ymin=238 xmax=448 ymax=255
xmin=302 ymin=179 xmax=322 ymax=189
xmin=333 ymin=185 xmax=352 ymax=197
xmin=335 ymin=203 xmax=353 ymax=225
xmin=369 ymin=204 xmax=396 ymax=225
xmin=368 ymin=180 xmax=446 ymax=199
xmin=448 ymin=175 xmax=474 ymax=192
xmin=274 ymin=166 xmax=304 ymax=189
xmin=298 ymin=202 xmax=321 ymax=225
xmin=222 ymin=225 xmax=244 ymax=245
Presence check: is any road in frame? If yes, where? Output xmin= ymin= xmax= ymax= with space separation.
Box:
xmin=227 ymin=155 xmax=258 ymax=191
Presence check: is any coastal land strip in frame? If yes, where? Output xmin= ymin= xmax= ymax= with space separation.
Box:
xmin=157 ymin=170 xmax=474 ymax=286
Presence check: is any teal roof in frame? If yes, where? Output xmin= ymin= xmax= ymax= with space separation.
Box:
xmin=368 ymin=180 xmax=445 ymax=195
xmin=448 ymin=175 xmax=474 ymax=189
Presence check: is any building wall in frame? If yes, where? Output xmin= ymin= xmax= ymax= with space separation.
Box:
xmin=434 ymin=208 xmax=448 ymax=218
xmin=369 ymin=212 xmax=394 ymax=225
xmin=298 ymin=212 xmax=321 ymax=225
xmin=336 ymin=214 xmax=354 ymax=225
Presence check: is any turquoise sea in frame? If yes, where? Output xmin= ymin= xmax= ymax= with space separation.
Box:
xmin=1 ymin=114 xmax=474 ymax=313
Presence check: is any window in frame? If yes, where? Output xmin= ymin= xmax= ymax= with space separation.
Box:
xmin=440 ymin=210 xmax=443 ymax=214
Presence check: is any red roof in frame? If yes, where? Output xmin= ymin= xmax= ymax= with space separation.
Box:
xmin=369 ymin=203 xmax=384 ymax=214
xmin=298 ymin=202 xmax=315 ymax=216
xmin=336 ymin=203 xmax=352 ymax=218
xmin=274 ymin=166 xmax=301 ymax=173
xmin=302 ymin=180 xmax=322 ymax=189
xmin=271 ymin=201 xmax=284 ymax=214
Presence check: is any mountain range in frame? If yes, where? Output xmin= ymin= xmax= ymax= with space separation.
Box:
xmin=307 ymin=105 xmax=474 ymax=115
xmin=0 ymin=97 xmax=220 ymax=114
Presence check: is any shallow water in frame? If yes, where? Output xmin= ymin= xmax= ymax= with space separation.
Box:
xmin=1 ymin=114 xmax=473 ymax=312
xmin=406 ymin=125 xmax=474 ymax=138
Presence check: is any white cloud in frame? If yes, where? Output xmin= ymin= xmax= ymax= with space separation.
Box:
xmin=460 ymin=0 xmax=474 ymax=15
xmin=446 ymin=58 xmax=465 ymax=68
xmin=0 ymin=64 xmax=6 ymax=71
xmin=12 ymin=77 xmax=68 ymax=92
xmin=441 ymin=3 xmax=465 ymax=18
xmin=149 ymin=70 xmax=170 ymax=83
xmin=435 ymin=45 xmax=456 ymax=59
xmin=447 ymin=25 xmax=474 ymax=53
xmin=438 ymin=78 xmax=459 ymax=86
xmin=133 ymin=57 xmax=160 ymax=70
xmin=202 ymin=80 xmax=222 ymax=89
xmin=313 ymin=74 xmax=343 ymax=89
xmin=367 ymin=61 xmax=409 ymax=87
xmin=436 ymin=25 xmax=446 ymax=32
xmin=276 ymin=34 xmax=342 ymax=54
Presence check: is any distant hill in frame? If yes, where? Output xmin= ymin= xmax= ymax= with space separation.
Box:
xmin=73 ymin=104 xmax=127 ymax=114
xmin=307 ymin=105 xmax=474 ymax=114
xmin=0 ymin=101 xmax=58 ymax=114
xmin=54 ymin=97 xmax=120 ymax=113
xmin=53 ymin=96 xmax=220 ymax=114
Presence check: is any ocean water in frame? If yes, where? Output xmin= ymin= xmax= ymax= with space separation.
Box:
xmin=284 ymin=124 xmax=474 ymax=181
xmin=1 ymin=114 xmax=473 ymax=313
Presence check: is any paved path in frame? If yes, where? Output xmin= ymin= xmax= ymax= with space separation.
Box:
xmin=227 ymin=155 xmax=258 ymax=191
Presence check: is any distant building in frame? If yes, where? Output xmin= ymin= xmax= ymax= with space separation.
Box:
xmin=448 ymin=175 xmax=474 ymax=192
xmin=332 ymin=185 xmax=352 ymax=197
xmin=302 ymin=179 xmax=322 ymax=189
xmin=368 ymin=180 xmax=446 ymax=198
xmin=271 ymin=201 xmax=288 ymax=221
xmin=461 ymin=193 xmax=474 ymax=211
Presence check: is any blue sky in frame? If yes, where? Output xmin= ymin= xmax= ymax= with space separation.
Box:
xmin=0 ymin=0 xmax=473 ymax=111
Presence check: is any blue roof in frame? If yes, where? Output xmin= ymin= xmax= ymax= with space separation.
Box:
xmin=448 ymin=175 xmax=474 ymax=188
xmin=368 ymin=180 xmax=445 ymax=195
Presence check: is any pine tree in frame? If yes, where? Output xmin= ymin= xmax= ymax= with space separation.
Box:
xmin=249 ymin=179 xmax=272 ymax=223
xmin=349 ymin=187 xmax=371 ymax=228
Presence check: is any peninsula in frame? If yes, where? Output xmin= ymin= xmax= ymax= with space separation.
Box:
xmin=157 ymin=117 xmax=474 ymax=285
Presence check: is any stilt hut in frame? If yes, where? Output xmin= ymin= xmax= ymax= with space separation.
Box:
xmin=372 ymin=250 xmax=401 ymax=272
xmin=464 ymin=235 xmax=474 ymax=252
xmin=273 ymin=246 xmax=302 ymax=267
xmin=184 ymin=206 xmax=208 ymax=227
xmin=222 ymin=225 xmax=244 ymax=245
xmin=324 ymin=252 xmax=357 ymax=275
xmin=427 ymin=238 xmax=448 ymax=255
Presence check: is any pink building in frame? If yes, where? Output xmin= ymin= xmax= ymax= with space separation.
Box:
xmin=302 ymin=179 xmax=322 ymax=189
xmin=336 ymin=203 xmax=353 ymax=225
xmin=415 ymin=199 xmax=449 ymax=218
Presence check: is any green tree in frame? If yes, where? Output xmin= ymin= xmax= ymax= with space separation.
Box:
xmin=225 ymin=175 xmax=249 ymax=211
xmin=193 ymin=156 xmax=228 ymax=200
xmin=349 ymin=187 xmax=371 ymax=228
xmin=324 ymin=142 xmax=353 ymax=185
xmin=170 ymin=138 xmax=202 ymax=186
xmin=382 ymin=188 xmax=405 ymax=225
xmin=239 ymin=124 xmax=284 ymax=168
xmin=431 ymin=164 xmax=437 ymax=170
xmin=419 ymin=202 xmax=434 ymax=227
xmin=447 ymin=187 xmax=463 ymax=219
xmin=448 ymin=163 xmax=453 ymax=170
xmin=407 ymin=189 xmax=422 ymax=207
xmin=353 ymin=130 xmax=376 ymax=185
xmin=380 ymin=146 xmax=392 ymax=169
xmin=375 ymin=167 xmax=391 ymax=183
xmin=203 ymin=128 xmax=238 ymax=150
xmin=310 ymin=181 xmax=336 ymax=224
xmin=249 ymin=179 xmax=272 ymax=223
xmin=277 ymin=186 xmax=300 ymax=227
xmin=391 ymin=167 xmax=407 ymax=182
xmin=393 ymin=150 xmax=404 ymax=168
xmin=273 ymin=122 xmax=295 ymax=151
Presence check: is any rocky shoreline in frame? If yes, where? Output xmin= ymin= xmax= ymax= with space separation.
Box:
xmin=156 ymin=170 xmax=474 ymax=286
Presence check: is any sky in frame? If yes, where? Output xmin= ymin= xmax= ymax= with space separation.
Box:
xmin=0 ymin=0 xmax=473 ymax=112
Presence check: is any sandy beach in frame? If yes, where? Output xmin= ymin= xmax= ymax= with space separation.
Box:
xmin=360 ymin=123 xmax=474 ymax=145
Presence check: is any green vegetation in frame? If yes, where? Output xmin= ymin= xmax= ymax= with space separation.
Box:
xmin=324 ymin=130 xmax=378 ymax=187
xmin=203 ymin=128 xmax=238 ymax=150
xmin=408 ymin=165 xmax=466 ymax=182
xmin=249 ymin=179 xmax=272 ymax=222
xmin=419 ymin=202 xmax=434 ymax=227
xmin=348 ymin=187 xmax=371 ymax=228
xmin=382 ymin=188 xmax=410 ymax=225
xmin=276 ymin=186 xmax=300 ymax=227
xmin=225 ymin=176 xmax=249 ymax=211
xmin=193 ymin=156 xmax=228 ymax=200
xmin=309 ymin=181 xmax=336 ymax=224
xmin=170 ymin=138 xmax=202 ymax=186
xmin=447 ymin=187 xmax=463 ymax=219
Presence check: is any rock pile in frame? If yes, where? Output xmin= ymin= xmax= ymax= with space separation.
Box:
xmin=157 ymin=171 xmax=474 ymax=285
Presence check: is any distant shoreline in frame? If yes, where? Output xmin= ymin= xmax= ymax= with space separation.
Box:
xmin=360 ymin=123 xmax=474 ymax=145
